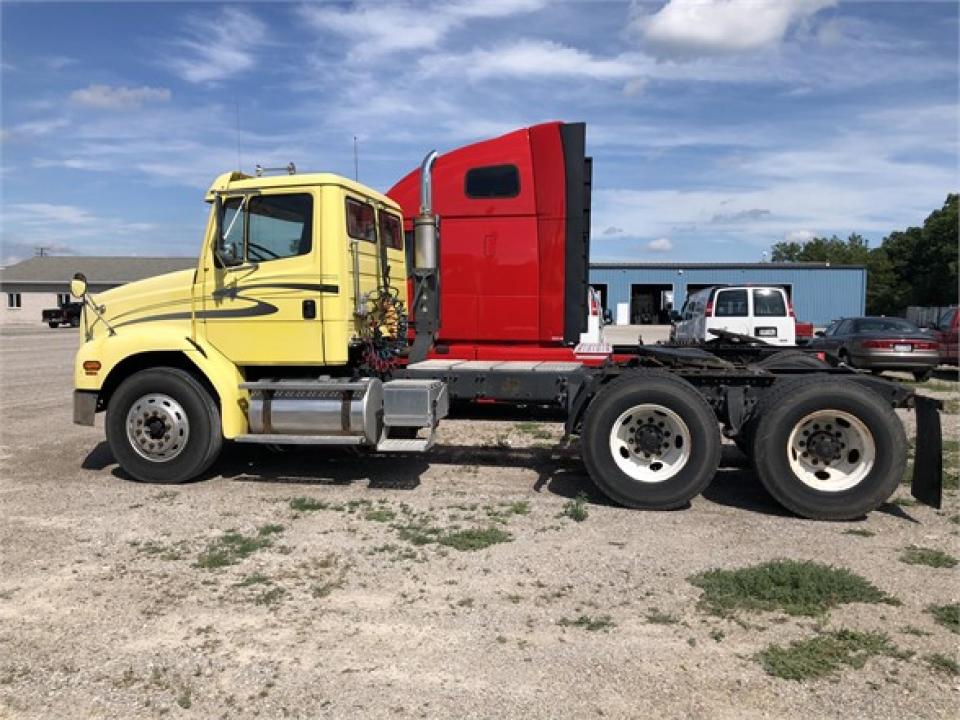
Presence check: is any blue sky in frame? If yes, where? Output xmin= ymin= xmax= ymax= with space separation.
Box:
xmin=1 ymin=0 xmax=957 ymax=264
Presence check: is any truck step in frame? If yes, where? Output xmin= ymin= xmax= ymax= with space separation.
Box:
xmin=375 ymin=437 xmax=435 ymax=452
xmin=234 ymin=434 xmax=366 ymax=446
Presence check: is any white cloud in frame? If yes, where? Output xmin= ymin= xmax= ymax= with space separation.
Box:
xmin=636 ymin=0 xmax=836 ymax=57
xmin=784 ymin=230 xmax=816 ymax=243
xmin=647 ymin=237 xmax=674 ymax=252
xmin=297 ymin=0 xmax=546 ymax=61
xmin=70 ymin=84 xmax=171 ymax=110
xmin=423 ymin=39 xmax=637 ymax=81
xmin=0 ymin=117 xmax=69 ymax=142
xmin=165 ymin=7 xmax=267 ymax=84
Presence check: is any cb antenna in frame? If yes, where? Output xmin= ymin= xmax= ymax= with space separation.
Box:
xmin=235 ymin=100 xmax=242 ymax=172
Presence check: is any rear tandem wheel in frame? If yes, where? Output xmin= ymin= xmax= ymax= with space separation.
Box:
xmin=580 ymin=370 xmax=722 ymax=510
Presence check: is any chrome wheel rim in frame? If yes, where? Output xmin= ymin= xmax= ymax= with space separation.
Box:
xmin=787 ymin=410 xmax=875 ymax=492
xmin=125 ymin=393 xmax=190 ymax=462
xmin=608 ymin=404 xmax=692 ymax=483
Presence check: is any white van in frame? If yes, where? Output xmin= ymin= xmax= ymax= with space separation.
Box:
xmin=671 ymin=286 xmax=796 ymax=346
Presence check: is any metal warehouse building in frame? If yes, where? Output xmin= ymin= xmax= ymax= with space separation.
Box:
xmin=588 ymin=262 xmax=866 ymax=327
xmin=1 ymin=256 xmax=195 ymax=325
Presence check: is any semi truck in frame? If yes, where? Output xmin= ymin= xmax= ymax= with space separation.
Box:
xmin=70 ymin=122 xmax=942 ymax=520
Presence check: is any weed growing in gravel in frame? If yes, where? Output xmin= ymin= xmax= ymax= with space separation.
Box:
xmin=560 ymin=492 xmax=589 ymax=522
xmin=515 ymin=422 xmax=554 ymax=440
xmin=899 ymin=545 xmax=958 ymax=568
xmin=689 ymin=559 xmax=898 ymax=617
xmin=438 ymin=527 xmax=511 ymax=551
xmin=926 ymin=603 xmax=959 ymax=633
xmin=757 ymin=629 xmax=908 ymax=681
xmin=892 ymin=496 xmax=917 ymax=507
xmin=900 ymin=625 xmax=931 ymax=637
xmin=235 ymin=572 xmax=271 ymax=587
xmin=710 ymin=629 xmax=725 ymax=642
xmin=842 ymin=528 xmax=875 ymax=537
xmin=176 ymin=687 xmax=193 ymax=709
xmin=364 ymin=509 xmax=396 ymax=523
xmin=924 ymin=653 xmax=959 ymax=676
xmin=485 ymin=500 xmax=531 ymax=523
xmin=196 ymin=526 xmax=282 ymax=569
xmin=289 ymin=497 xmax=329 ymax=512
xmin=644 ymin=608 xmax=679 ymax=625
xmin=558 ymin=615 xmax=616 ymax=632
xmin=130 ymin=539 xmax=187 ymax=560
xmin=254 ymin=587 xmax=286 ymax=606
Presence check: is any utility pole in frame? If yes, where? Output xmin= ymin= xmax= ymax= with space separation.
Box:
xmin=35 ymin=247 xmax=48 ymax=257
xmin=353 ymin=135 xmax=359 ymax=181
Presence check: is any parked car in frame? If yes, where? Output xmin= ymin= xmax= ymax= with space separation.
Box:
xmin=930 ymin=307 xmax=958 ymax=366
xmin=41 ymin=301 xmax=82 ymax=328
xmin=809 ymin=316 xmax=939 ymax=381
xmin=671 ymin=286 xmax=796 ymax=346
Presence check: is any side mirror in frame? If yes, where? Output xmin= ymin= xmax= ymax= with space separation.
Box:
xmin=814 ymin=330 xmax=825 ymax=337
xmin=70 ymin=273 xmax=88 ymax=298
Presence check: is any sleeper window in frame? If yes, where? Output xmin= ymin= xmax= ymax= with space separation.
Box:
xmin=465 ymin=164 xmax=520 ymax=199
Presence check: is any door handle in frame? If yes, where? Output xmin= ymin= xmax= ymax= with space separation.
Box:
xmin=483 ymin=234 xmax=496 ymax=257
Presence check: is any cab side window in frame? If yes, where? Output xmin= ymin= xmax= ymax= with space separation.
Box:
xmin=346 ymin=198 xmax=376 ymax=242
xmin=379 ymin=211 xmax=403 ymax=250
xmin=465 ymin=165 xmax=520 ymax=199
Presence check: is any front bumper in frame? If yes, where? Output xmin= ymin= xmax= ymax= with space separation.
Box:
xmin=73 ymin=390 xmax=98 ymax=426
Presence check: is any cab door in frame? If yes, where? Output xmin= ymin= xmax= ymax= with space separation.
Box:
xmin=202 ymin=190 xmax=327 ymax=365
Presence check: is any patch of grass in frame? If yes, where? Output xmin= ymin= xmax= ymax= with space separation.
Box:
xmin=892 ymin=496 xmax=917 ymax=507
xmin=943 ymin=469 xmax=958 ymax=491
xmin=558 ymin=614 xmax=616 ymax=632
xmin=757 ymin=629 xmax=906 ymax=681
xmin=484 ymin=500 xmax=531 ymax=523
xmin=689 ymin=559 xmax=898 ymax=618
xmin=710 ymin=629 xmax=725 ymax=643
xmin=843 ymin=528 xmax=875 ymax=537
xmin=289 ymin=497 xmax=329 ymax=512
xmin=196 ymin=526 xmax=282 ymax=570
xmin=254 ymin=586 xmax=286 ymax=606
xmin=515 ymin=421 xmax=554 ymax=440
xmin=456 ymin=598 xmax=474 ymax=608
xmin=176 ymin=687 xmax=193 ymax=709
xmin=560 ymin=492 xmax=589 ymax=522
xmin=364 ymin=509 xmax=396 ymax=523
xmin=924 ymin=653 xmax=959 ymax=676
xmin=644 ymin=608 xmax=679 ymax=625
xmin=926 ymin=603 xmax=959 ymax=633
xmin=949 ymin=514 xmax=960 ymax=525
xmin=438 ymin=527 xmax=512 ymax=552
xmin=130 ymin=539 xmax=187 ymax=561
xmin=235 ymin=572 xmax=272 ymax=588
xmin=943 ymin=399 xmax=960 ymax=415
xmin=899 ymin=545 xmax=958 ymax=568
xmin=900 ymin=625 xmax=931 ymax=637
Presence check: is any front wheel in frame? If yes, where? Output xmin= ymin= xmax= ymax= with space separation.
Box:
xmin=752 ymin=378 xmax=906 ymax=520
xmin=48 ymin=322 xmax=59 ymax=329
xmin=106 ymin=367 xmax=223 ymax=483
xmin=581 ymin=370 xmax=722 ymax=509
xmin=912 ymin=368 xmax=933 ymax=382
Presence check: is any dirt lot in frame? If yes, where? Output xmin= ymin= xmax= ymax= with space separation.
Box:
xmin=1 ymin=327 xmax=957 ymax=719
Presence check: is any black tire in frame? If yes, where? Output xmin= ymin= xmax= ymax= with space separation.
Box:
xmin=106 ymin=367 xmax=223 ymax=484
xmin=581 ymin=370 xmax=722 ymax=509
xmin=912 ymin=368 xmax=933 ymax=383
xmin=754 ymin=350 xmax=828 ymax=370
xmin=70 ymin=316 xmax=80 ymax=328
xmin=48 ymin=322 xmax=59 ymax=329
xmin=751 ymin=377 xmax=906 ymax=520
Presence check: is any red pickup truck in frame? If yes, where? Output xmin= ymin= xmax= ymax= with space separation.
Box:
xmin=932 ymin=307 xmax=958 ymax=365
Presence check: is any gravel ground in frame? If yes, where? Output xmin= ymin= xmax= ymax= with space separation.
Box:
xmin=1 ymin=327 xmax=957 ymax=719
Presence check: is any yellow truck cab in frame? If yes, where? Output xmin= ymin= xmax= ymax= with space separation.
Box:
xmin=73 ymin=167 xmax=419 ymax=482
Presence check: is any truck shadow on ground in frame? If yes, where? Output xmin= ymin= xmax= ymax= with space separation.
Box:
xmin=82 ymin=440 xmax=824 ymax=520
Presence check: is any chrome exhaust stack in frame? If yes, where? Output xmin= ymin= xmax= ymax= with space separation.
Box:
xmin=409 ymin=150 xmax=440 ymax=362
xmin=413 ymin=150 xmax=438 ymax=271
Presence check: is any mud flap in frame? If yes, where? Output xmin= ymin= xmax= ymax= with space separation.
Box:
xmin=911 ymin=395 xmax=943 ymax=509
